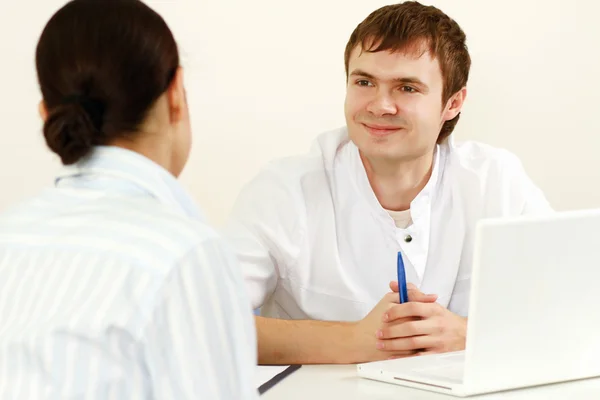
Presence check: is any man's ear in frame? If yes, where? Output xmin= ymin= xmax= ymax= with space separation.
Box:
xmin=442 ymin=87 xmax=467 ymax=122
xmin=166 ymin=66 xmax=187 ymax=124
xmin=38 ymin=101 xmax=48 ymax=122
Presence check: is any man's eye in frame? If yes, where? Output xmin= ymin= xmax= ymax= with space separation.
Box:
xmin=401 ymin=86 xmax=417 ymax=93
xmin=356 ymin=80 xmax=373 ymax=87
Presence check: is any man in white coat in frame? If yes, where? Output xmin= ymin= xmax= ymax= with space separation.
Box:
xmin=224 ymin=1 xmax=552 ymax=365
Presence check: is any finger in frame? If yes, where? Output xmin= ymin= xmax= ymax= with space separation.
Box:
xmin=386 ymin=351 xmax=419 ymax=360
xmin=378 ymin=316 xmax=420 ymax=332
xmin=408 ymin=288 xmax=438 ymax=303
xmin=376 ymin=335 xmax=441 ymax=352
xmin=377 ymin=319 xmax=440 ymax=340
xmin=416 ymin=350 xmax=442 ymax=357
xmin=389 ymin=281 xmax=417 ymax=292
xmin=384 ymin=302 xmax=438 ymax=322
xmin=389 ymin=281 xmax=438 ymax=303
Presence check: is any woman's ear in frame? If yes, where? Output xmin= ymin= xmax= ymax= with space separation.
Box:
xmin=38 ymin=101 xmax=48 ymax=122
xmin=166 ymin=67 xmax=187 ymax=124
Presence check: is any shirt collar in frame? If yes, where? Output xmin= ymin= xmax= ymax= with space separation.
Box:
xmin=54 ymin=145 xmax=204 ymax=220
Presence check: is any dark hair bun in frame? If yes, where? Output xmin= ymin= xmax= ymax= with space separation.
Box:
xmin=43 ymin=102 xmax=98 ymax=165
xmin=36 ymin=0 xmax=179 ymax=165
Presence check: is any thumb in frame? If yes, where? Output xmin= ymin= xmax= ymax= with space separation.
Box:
xmin=389 ymin=281 xmax=418 ymax=292
xmin=390 ymin=281 xmax=438 ymax=303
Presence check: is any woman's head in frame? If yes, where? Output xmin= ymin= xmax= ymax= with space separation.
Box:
xmin=36 ymin=0 xmax=191 ymax=176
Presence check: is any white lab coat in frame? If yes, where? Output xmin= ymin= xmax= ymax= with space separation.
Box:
xmin=223 ymin=127 xmax=552 ymax=320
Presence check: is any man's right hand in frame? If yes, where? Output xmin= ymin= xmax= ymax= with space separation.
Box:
xmin=351 ymin=282 xmax=438 ymax=362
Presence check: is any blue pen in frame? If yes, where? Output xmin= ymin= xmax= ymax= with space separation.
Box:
xmin=397 ymin=251 xmax=409 ymax=303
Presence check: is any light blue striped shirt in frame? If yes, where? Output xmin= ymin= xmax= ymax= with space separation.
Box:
xmin=0 ymin=146 xmax=258 ymax=399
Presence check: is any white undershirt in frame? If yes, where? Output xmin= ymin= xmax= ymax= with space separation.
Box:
xmin=386 ymin=208 xmax=413 ymax=229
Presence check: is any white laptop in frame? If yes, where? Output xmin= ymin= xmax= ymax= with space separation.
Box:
xmin=357 ymin=208 xmax=600 ymax=397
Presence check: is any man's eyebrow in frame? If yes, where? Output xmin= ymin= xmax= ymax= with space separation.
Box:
xmin=349 ymin=69 xmax=377 ymax=80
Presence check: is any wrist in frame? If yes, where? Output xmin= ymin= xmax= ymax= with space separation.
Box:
xmin=346 ymin=320 xmax=371 ymax=364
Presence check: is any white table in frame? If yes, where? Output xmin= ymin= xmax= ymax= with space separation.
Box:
xmin=261 ymin=365 xmax=600 ymax=399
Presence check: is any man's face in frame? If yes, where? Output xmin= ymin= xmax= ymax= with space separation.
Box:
xmin=344 ymin=42 xmax=458 ymax=163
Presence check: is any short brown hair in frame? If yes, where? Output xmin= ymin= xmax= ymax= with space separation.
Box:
xmin=344 ymin=1 xmax=471 ymax=142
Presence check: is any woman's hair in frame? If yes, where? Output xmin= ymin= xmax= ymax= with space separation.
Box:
xmin=35 ymin=0 xmax=179 ymax=165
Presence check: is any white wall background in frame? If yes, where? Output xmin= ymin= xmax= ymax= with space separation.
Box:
xmin=1 ymin=0 xmax=598 ymax=226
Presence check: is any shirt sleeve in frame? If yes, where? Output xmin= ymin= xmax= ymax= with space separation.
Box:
xmin=504 ymin=152 xmax=554 ymax=215
xmin=140 ymin=238 xmax=259 ymax=400
xmin=222 ymin=169 xmax=303 ymax=310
